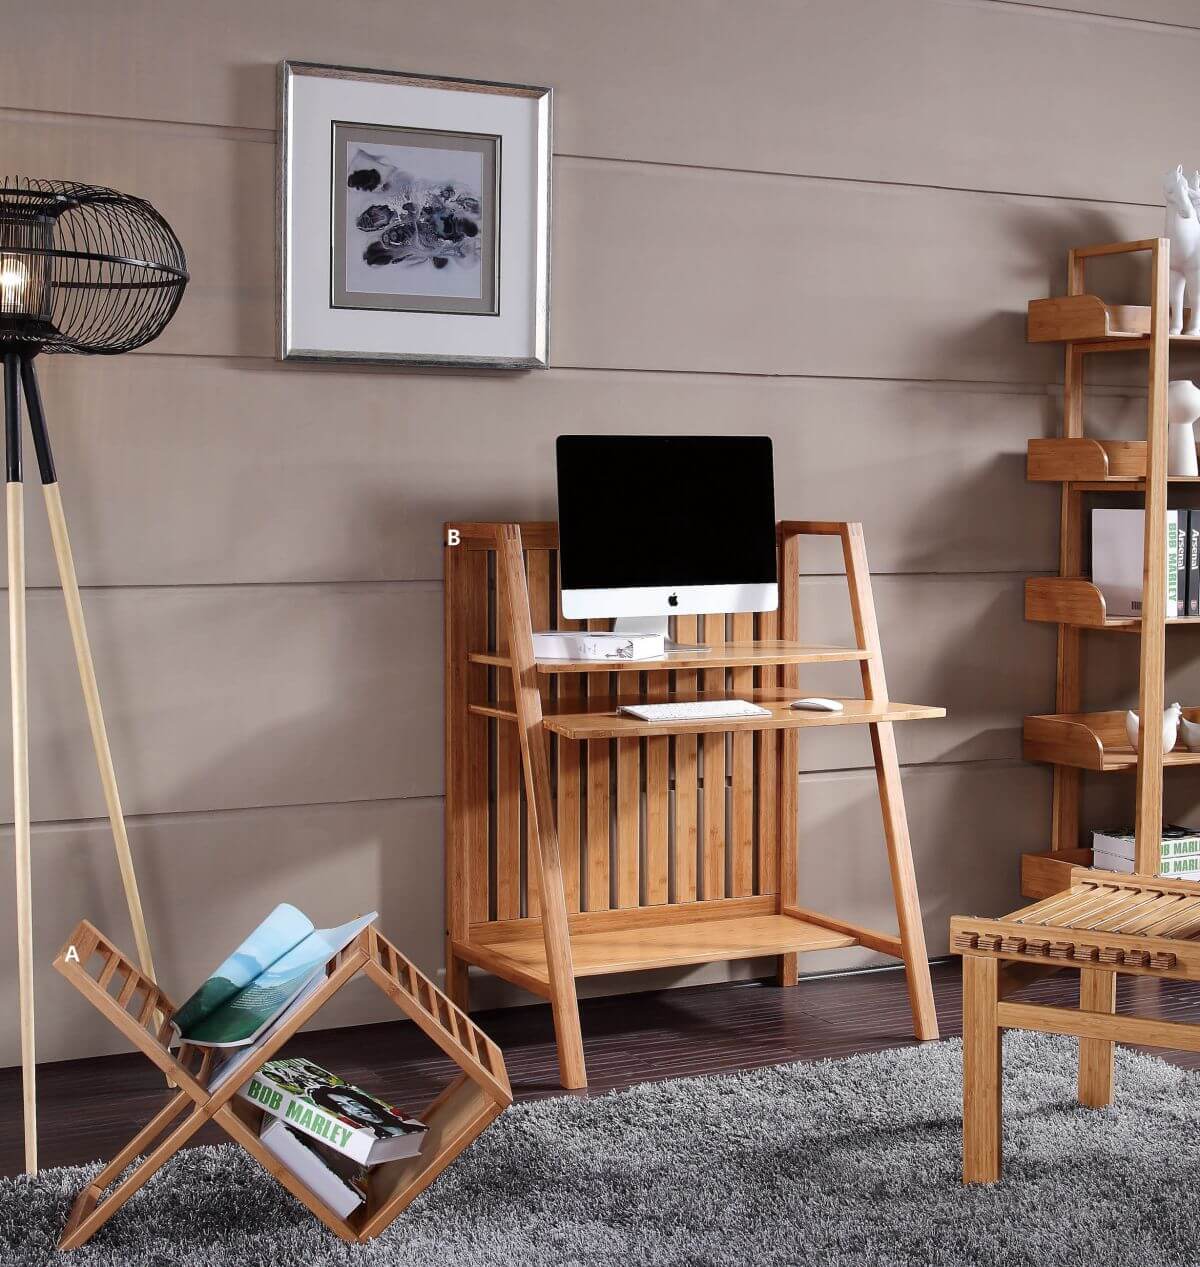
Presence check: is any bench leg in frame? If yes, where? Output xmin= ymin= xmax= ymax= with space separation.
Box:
xmin=1078 ymin=967 xmax=1116 ymax=1109
xmin=963 ymin=954 xmax=1002 ymax=1184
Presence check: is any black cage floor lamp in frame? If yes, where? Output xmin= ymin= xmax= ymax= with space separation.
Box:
xmin=0 ymin=179 xmax=188 ymax=1171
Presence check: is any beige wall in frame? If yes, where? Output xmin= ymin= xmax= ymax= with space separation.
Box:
xmin=0 ymin=0 xmax=1189 ymax=1065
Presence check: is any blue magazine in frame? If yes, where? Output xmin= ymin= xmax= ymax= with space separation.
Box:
xmin=172 ymin=904 xmax=376 ymax=1048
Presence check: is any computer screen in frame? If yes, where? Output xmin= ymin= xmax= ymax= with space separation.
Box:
xmin=556 ymin=435 xmax=777 ymax=620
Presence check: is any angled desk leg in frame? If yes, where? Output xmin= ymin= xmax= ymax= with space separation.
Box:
xmin=840 ymin=523 xmax=939 ymax=1041
xmin=496 ymin=525 xmax=587 ymax=1089
xmin=776 ymin=529 xmax=802 ymax=988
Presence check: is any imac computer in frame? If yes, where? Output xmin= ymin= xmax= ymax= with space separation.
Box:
xmin=556 ymin=435 xmax=778 ymax=647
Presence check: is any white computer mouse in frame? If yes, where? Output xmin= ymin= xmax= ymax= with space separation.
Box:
xmin=790 ymin=697 xmax=844 ymax=713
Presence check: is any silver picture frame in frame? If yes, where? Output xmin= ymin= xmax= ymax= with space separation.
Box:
xmin=278 ymin=60 xmax=551 ymax=368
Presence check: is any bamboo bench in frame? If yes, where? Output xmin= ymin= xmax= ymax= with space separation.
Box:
xmin=953 ymin=868 xmax=1200 ymax=1183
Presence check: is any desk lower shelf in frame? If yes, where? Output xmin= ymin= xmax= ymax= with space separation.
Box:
xmin=471 ymin=692 xmax=944 ymax=740
xmin=452 ymin=901 xmax=893 ymax=993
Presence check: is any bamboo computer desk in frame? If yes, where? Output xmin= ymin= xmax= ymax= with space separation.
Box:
xmin=444 ymin=519 xmax=947 ymax=1088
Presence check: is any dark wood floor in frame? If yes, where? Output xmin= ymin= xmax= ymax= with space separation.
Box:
xmin=8 ymin=957 xmax=1200 ymax=1177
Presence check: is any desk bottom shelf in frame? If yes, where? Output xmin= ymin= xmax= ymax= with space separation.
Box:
xmin=453 ymin=902 xmax=892 ymax=995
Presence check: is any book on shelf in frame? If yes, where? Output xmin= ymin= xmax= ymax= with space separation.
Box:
xmin=239 ymin=1056 xmax=427 ymax=1165
xmin=1091 ymin=509 xmax=1183 ymax=617
xmin=1160 ymin=856 xmax=1200 ymax=877
xmin=1186 ymin=509 xmax=1196 ymax=618
xmin=1093 ymin=852 xmax=1200 ymax=877
xmin=1093 ymin=825 xmax=1200 ymax=877
xmin=259 ymin=1116 xmax=367 ymax=1220
xmin=1093 ymin=825 xmax=1200 ymax=860
xmin=531 ymin=630 xmax=665 ymax=661
xmin=1178 ymin=514 xmax=1189 ymax=619
xmin=169 ymin=903 xmax=377 ymax=1094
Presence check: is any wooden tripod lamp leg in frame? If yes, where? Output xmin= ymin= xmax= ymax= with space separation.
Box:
xmin=5 ymin=351 xmax=36 ymax=1172
xmin=19 ymin=359 xmax=156 ymax=983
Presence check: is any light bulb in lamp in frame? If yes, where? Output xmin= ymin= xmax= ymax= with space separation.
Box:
xmin=0 ymin=258 xmax=31 ymax=317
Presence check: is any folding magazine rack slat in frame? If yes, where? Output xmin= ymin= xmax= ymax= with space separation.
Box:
xmin=53 ymin=920 xmax=511 ymax=1249
xmin=445 ymin=520 xmax=946 ymax=1090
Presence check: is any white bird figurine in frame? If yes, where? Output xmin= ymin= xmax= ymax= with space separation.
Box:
xmin=1181 ymin=713 xmax=1200 ymax=752
xmin=1126 ymin=702 xmax=1182 ymax=753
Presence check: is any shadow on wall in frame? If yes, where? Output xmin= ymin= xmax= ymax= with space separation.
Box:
xmin=937 ymin=203 xmax=1151 ymax=370
xmin=9 ymin=573 xmax=450 ymax=1063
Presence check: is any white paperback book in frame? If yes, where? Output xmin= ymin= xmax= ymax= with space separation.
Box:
xmin=1091 ymin=509 xmax=1181 ymax=617
xmin=260 ymin=1117 xmax=364 ymax=1220
xmin=531 ymin=630 xmax=665 ymax=661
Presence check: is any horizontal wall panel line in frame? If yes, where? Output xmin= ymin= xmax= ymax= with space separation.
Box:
xmin=0 ymin=105 xmax=1171 ymax=213
xmin=794 ymin=755 xmax=1032 ymax=786
xmin=988 ymin=0 xmax=1200 ymax=34
xmin=0 ymin=755 xmax=1034 ymax=834
xmin=558 ymin=150 xmax=1164 ymax=212
xmin=15 ymin=791 xmax=445 ymax=834
xmin=127 ymin=350 xmax=1073 ymax=397
xmin=0 ymin=568 xmax=1043 ymax=595
xmin=800 ymin=955 xmax=954 ymax=984
xmin=0 ymin=104 xmax=275 ymax=145
xmin=124 ymin=343 xmax=1073 ymax=391
xmin=13 ymin=580 xmax=442 ymax=595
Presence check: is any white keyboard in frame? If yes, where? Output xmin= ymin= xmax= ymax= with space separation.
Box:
xmin=618 ymin=699 xmax=771 ymax=723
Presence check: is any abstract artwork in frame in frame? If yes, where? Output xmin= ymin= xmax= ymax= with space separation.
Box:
xmin=279 ymin=61 xmax=551 ymax=368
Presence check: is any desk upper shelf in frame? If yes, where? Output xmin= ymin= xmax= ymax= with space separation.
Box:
xmin=469 ymin=639 xmax=871 ymax=675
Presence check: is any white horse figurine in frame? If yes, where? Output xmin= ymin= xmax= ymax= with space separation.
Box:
xmin=1189 ymin=170 xmax=1200 ymax=218
xmin=1165 ymin=165 xmax=1200 ymax=335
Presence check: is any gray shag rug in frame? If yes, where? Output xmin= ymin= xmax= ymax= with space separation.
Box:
xmin=4 ymin=1031 xmax=1200 ymax=1267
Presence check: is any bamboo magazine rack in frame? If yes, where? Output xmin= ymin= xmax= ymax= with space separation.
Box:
xmin=1022 ymin=239 xmax=1189 ymax=893
xmin=52 ymin=920 xmax=511 ymax=1249
xmin=444 ymin=520 xmax=946 ymax=1088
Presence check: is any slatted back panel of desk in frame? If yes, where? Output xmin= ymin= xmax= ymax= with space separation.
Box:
xmin=447 ymin=524 xmax=787 ymax=927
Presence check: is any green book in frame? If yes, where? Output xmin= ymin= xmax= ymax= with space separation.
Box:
xmin=1160 ymin=855 xmax=1200 ymax=876
xmin=239 ymin=1056 xmax=426 ymax=1165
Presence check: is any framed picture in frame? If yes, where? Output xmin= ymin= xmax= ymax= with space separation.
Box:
xmin=279 ymin=61 xmax=551 ymax=368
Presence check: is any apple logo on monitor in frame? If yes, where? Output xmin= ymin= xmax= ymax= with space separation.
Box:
xmin=668 ymin=593 xmax=679 ymax=607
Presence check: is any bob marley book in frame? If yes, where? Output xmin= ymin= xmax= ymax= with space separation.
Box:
xmin=239 ymin=1056 xmax=427 ymax=1165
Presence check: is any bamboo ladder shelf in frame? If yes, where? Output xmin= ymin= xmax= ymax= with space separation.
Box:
xmin=444 ymin=519 xmax=946 ymax=1089
xmin=1022 ymin=238 xmax=1197 ymax=897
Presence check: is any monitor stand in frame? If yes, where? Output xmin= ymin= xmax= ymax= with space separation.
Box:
xmin=612 ymin=616 xmax=710 ymax=653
